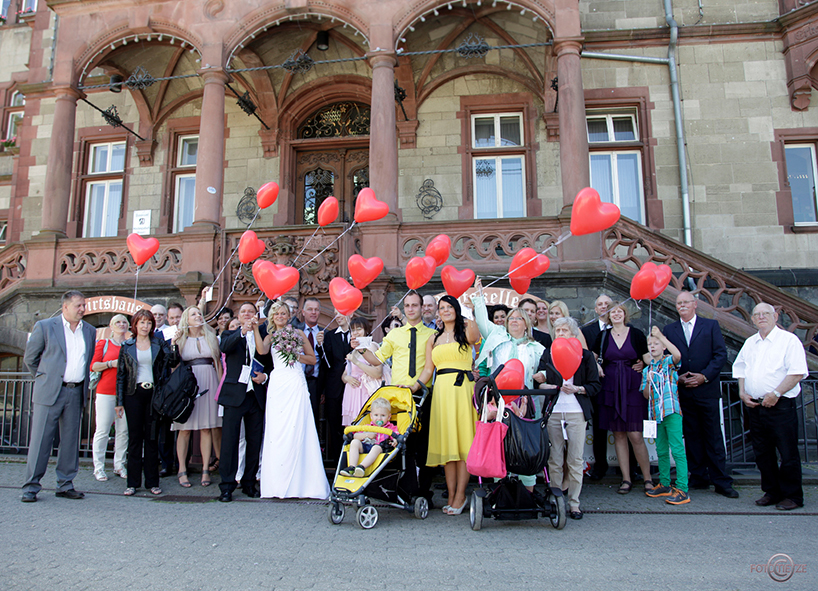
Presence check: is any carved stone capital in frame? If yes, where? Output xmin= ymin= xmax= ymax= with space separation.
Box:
xmin=259 ymin=128 xmax=279 ymax=158
xmin=135 ymin=139 xmax=156 ymax=167
xmin=397 ymin=120 xmax=419 ymax=149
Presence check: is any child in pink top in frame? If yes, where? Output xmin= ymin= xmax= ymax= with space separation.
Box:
xmin=341 ymin=397 xmax=397 ymax=478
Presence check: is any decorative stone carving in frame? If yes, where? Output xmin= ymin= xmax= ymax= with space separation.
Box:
xmin=135 ymin=139 xmax=156 ymax=166
xmin=205 ymin=0 xmax=225 ymax=19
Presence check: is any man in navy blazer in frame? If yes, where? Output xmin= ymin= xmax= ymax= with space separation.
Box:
xmin=663 ymin=291 xmax=738 ymax=498
xmin=22 ymin=291 xmax=97 ymax=502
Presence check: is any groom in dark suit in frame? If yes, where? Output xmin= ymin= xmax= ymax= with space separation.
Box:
xmin=22 ymin=291 xmax=97 ymax=502
xmin=319 ymin=310 xmax=352 ymax=463
xmin=663 ymin=291 xmax=738 ymax=498
xmin=217 ymin=302 xmax=271 ymax=502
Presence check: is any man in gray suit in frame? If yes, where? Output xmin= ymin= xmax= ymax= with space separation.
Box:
xmin=21 ymin=290 xmax=97 ymax=502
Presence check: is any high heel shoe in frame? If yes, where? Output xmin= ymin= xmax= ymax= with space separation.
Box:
xmin=446 ymin=500 xmax=467 ymax=515
xmin=178 ymin=471 xmax=191 ymax=488
xmin=201 ymin=470 xmax=211 ymax=487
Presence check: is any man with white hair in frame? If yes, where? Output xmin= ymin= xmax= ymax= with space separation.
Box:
xmin=732 ymin=302 xmax=807 ymax=511
xmin=151 ymin=304 xmax=168 ymax=333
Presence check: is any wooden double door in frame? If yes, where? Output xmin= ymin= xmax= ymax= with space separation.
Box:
xmin=295 ymin=148 xmax=369 ymax=225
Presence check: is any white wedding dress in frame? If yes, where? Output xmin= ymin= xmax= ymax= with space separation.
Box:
xmin=260 ymin=351 xmax=330 ymax=499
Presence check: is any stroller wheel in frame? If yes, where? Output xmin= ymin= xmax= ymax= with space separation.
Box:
xmin=327 ymin=502 xmax=345 ymax=525
xmin=469 ymin=492 xmax=483 ymax=531
xmin=549 ymin=493 xmax=567 ymax=530
xmin=413 ymin=496 xmax=429 ymax=519
xmin=356 ymin=505 xmax=379 ymax=530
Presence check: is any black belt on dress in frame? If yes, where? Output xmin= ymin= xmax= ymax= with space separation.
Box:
xmin=184 ymin=358 xmax=214 ymax=367
xmin=62 ymin=381 xmax=84 ymax=388
xmin=436 ymin=368 xmax=474 ymax=387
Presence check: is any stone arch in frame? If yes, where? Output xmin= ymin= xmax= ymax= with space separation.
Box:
xmin=223 ymin=4 xmax=370 ymax=65
xmin=394 ymin=0 xmax=555 ymax=50
xmin=279 ymin=75 xmax=373 ymax=138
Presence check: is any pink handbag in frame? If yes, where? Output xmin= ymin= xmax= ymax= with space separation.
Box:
xmin=467 ymin=392 xmax=508 ymax=479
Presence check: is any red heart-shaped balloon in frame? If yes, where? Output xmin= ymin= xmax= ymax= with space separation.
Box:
xmin=440 ymin=265 xmax=475 ymax=299
xmin=631 ymin=262 xmax=671 ymax=300
xmin=509 ymin=247 xmax=541 ymax=279
xmin=552 ymin=337 xmax=583 ymax=380
xmin=317 ymin=197 xmax=339 ymax=227
xmin=495 ymin=358 xmax=525 ymax=392
xmin=253 ymin=260 xmax=299 ymax=300
xmin=509 ymin=276 xmax=531 ymax=296
xmin=354 ymin=188 xmax=389 ymax=223
xmin=329 ymin=277 xmax=363 ymax=316
xmin=653 ymin=264 xmax=672 ymax=297
xmin=426 ymin=234 xmax=451 ymax=267
xmin=347 ymin=254 xmax=384 ymax=289
xmin=257 ymin=181 xmax=280 ymax=209
xmin=127 ymin=233 xmax=160 ymax=266
xmin=405 ymin=256 xmax=436 ymax=290
xmin=570 ymin=187 xmax=621 ymax=236
xmin=238 ymin=230 xmax=266 ymax=264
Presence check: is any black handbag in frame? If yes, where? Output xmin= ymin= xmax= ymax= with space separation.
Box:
xmin=502 ymin=409 xmax=549 ymax=476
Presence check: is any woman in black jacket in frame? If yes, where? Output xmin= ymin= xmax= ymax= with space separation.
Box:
xmin=536 ymin=317 xmax=601 ymax=520
xmin=115 ymin=309 xmax=174 ymax=496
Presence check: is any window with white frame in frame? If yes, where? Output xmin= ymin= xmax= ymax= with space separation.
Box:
xmin=587 ymin=112 xmax=645 ymax=224
xmin=83 ymin=141 xmax=125 ymax=237
xmin=173 ymin=135 xmax=197 ymax=232
xmin=784 ymin=144 xmax=818 ymax=224
xmin=471 ymin=113 xmax=525 ymax=218
xmin=4 ymin=91 xmax=23 ymax=141
xmin=20 ymin=0 xmax=36 ymax=13
xmin=0 ymin=220 xmax=6 ymax=243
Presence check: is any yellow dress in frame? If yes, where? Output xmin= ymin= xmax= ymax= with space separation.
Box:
xmin=426 ymin=342 xmax=477 ymax=467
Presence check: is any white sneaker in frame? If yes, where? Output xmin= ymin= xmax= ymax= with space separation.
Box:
xmin=113 ymin=468 xmax=127 ymax=479
xmin=93 ymin=470 xmax=108 ymax=482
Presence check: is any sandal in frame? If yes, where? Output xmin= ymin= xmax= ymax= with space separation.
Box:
xmin=644 ymin=480 xmax=656 ymax=493
xmin=617 ymin=481 xmax=632 ymax=494
xmin=178 ymin=471 xmax=192 ymax=488
xmin=150 ymin=487 xmax=162 ymax=496
xmin=446 ymin=501 xmax=467 ymax=515
xmin=208 ymin=459 xmax=219 ymax=473
xmin=201 ymin=470 xmax=211 ymax=487
xmin=123 ymin=487 xmax=136 ymax=496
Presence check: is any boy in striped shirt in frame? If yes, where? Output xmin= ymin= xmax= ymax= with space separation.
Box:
xmin=641 ymin=327 xmax=690 ymax=505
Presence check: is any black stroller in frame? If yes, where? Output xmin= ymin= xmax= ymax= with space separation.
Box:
xmin=468 ymin=372 xmax=567 ymax=531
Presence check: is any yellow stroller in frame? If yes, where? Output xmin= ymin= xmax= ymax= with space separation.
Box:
xmin=328 ymin=385 xmax=429 ymax=529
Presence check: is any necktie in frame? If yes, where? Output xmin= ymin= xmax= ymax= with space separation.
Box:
xmin=683 ymin=322 xmax=691 ymax=345
xmin=409 ymin=326 xmax=417 ymax=378
xmin=307 ymin=329 xmax=315 ymax=376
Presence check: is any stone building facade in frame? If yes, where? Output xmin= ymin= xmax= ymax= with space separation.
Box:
xmin=2 ymin=0 xmax=818 ymax=364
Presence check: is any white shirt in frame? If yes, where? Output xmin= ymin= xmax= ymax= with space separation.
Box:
xmin=553 ymin=376 xmax=583 ymax=413
xmin=732 ymin=325 xmax=808 ymax=399
xmin=62 ymin=315 xmax=86 ymax=383
xmin=245 ymin=331 xmax=256 ymax=392
xmin=598 ymin=318 xmax=611 ymax=332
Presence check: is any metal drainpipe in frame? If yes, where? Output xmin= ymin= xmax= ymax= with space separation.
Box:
xmin=580 ymin=1 xmax=693 ymax=247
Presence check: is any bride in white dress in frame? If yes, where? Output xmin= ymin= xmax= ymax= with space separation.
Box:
xmin=254 ymin=301 xmax=330 ymax=499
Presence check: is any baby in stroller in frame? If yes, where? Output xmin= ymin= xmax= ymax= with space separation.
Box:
xmin=340 ymin=397 xmax=397 ymax=478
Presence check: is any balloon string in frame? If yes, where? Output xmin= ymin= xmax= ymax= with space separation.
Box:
xmin=220 ymin=263 xmax=243 ymax=310
xmin=212 ymin=208 xmax=261 ymax=292
xmin=649 ymin=300 xmax=653 ymax=329
xmin=297 ymin=222 xmax=356 ymax=271
xmin=483 ymin=230 xmax=572 ymax=290
xmin=292 ymin=227 xmax=320 ymax=266
xmin=133 ymin=266 xmax=140 ymax=302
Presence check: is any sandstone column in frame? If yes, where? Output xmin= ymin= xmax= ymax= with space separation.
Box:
xmin=367 ymin=47 xmax=399 ymax=219
xmin=193 ymin=68 xmax=228 ymax=228
xmin=41 ymin=87 xmax=81 ymax=236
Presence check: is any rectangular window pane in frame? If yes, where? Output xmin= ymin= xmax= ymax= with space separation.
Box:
xmin=474 ymin=158 xmax=497 ymax=218
xmin=0 ymin=221 xmax=6 ymax=243
xmin=500 ymin=157 xmax=524 ymax=217
xmin=785 ymin=145 xmax=818 ymax=224
xmin=616 ymin=153 xmax=643 ymax=222
xmin=179 ymin=137 xmax=198 ymax=167
xmin=91 ymin=144 xmax=109 ymax=173
xmin=587 ymin=118 xmax=609 ymax=143
xmin=104 ymin=181 xmax=122 ymax=237
xmin=176 ymin=176 xmax=196 ymax=231
xmin=110 ymin=143 xmax=126 ymax=172
xmin=590 ymin=154 xmax=614 ymax=203
xmin=474 ymin=117 xmax=495 ymax=148
xmin=613 ymin=117 xmax=636 ymax=141
xmin=86 ymin=183 xmax=107 ymax=237
xmin=6 ymin=113 xmax=22 ymax=139
xmin=499 ymin=116 xmax=521 ymax=147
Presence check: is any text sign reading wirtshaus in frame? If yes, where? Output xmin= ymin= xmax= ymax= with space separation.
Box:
xmin=84 ymin=296 xmax=150 ymax=316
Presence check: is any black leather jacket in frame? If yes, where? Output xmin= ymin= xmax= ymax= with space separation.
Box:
xmin=116 ymin=336 xmax=175 ymax=406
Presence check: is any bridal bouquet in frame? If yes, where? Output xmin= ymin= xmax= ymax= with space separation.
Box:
xmin=271 ymin=325 xmax=304 ymax=367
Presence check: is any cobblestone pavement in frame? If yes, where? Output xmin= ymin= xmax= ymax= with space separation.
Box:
xmin=1 ymin=458 xmax=816 ymax=591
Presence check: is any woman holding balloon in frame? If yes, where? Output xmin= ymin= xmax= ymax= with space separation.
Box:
xmin=591 ymin=302 xmax=654 ymax=495
xmin=537 ymin=317 xmax=601 ymax=519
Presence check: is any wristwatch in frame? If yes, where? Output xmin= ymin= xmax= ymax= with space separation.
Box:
xmin=773 ymin=390 xmax=781 ymax=398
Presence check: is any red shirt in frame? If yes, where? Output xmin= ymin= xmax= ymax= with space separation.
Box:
xmin=91 ymin=339 xmax=122 ymax=395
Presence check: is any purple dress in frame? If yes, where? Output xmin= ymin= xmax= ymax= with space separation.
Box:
xmin=598 ymin=330 xmax=648 ymax=432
